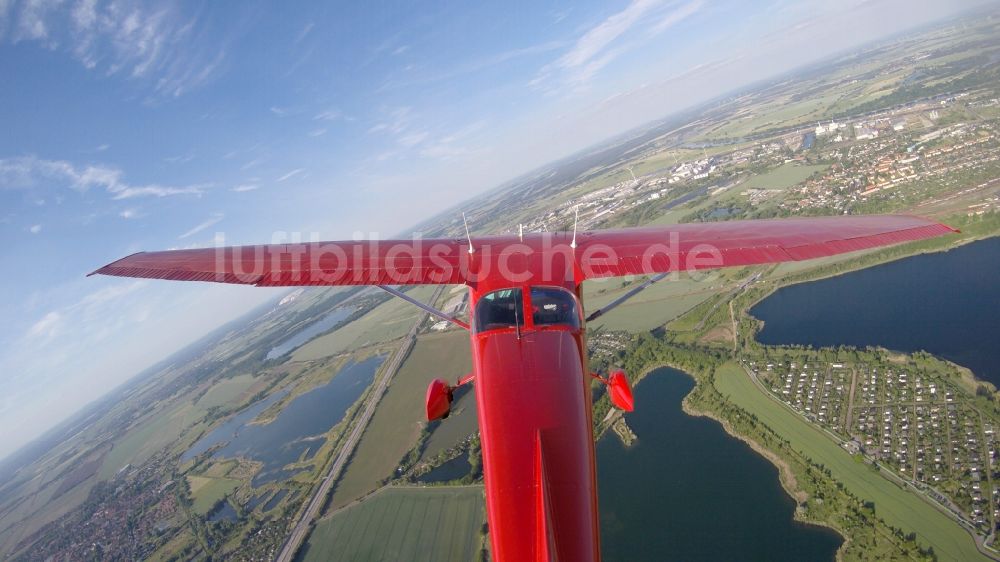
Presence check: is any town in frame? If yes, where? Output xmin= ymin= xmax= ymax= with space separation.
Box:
xmin=485 ymin=89 xmax=1000 ymax=238
xmin=750 ymin=354 xmax=1000 ymax=546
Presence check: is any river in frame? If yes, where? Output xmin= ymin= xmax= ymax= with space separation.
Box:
xmin=752 ymin=237 xmax=1000 ymax=385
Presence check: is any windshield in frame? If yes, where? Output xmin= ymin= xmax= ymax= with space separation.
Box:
xmin=474 ymin=288 xmax=524 ymax=332
xmin=530 ymin=287 xmax=580 ymax=330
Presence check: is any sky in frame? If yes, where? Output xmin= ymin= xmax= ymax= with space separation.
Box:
xmin=0 ymin=0 xmax=993 ymax=460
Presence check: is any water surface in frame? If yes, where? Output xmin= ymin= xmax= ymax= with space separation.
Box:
xmin=208 ymin=500 xmax=238 ymax=523
xmin=752 ymin=237 xmax=1000 ymax=384
xmin=183 ymin=355 xmax=385 ymax=485
xmin=416 ymin=453 xmax=471 ymax=483
xmin=266 ymin=307 xmax=355 ymax=360
xmin=597 ymin=368 xmax=842 ymax=561
xmin=264 ymin=489 xmax=289 ymax=512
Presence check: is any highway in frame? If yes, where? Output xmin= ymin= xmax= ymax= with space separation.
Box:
xmin=275 ymin=285 xmax=446 ymax=562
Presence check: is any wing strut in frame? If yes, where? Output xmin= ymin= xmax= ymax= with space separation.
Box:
xmin=585 ymin=272 xmax=670 ymax=322
xmin=376 ymin=285 xmax=470 ymax=331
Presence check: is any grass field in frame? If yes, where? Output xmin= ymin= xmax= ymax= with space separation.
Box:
xmin=713 ymin=362 xmax=988 ymax=562
xmin=195 ymin=374 xmax=256 ymax=410
xmin=698 ymin=93 xmax=844 ymax=140
xmin=292 ymin=286 xmax=438 ymax=361
xmin=303 ymin=486 xmax=485 ymax=562
xmin=583 ymin=276 xmax=720 ymax=332
xmin=98 ymin=401 xmax=203 ymax=480
xmin=188 ymin=475 xmax=240 ymax=515
xmin=740 ymin=163 xmax=830 ymax=191
xmin=330 ymin=331 xmax=473 ymax=508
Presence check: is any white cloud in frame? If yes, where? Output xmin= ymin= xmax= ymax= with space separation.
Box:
xmin=14 ymin=0 xmax=56 ymax=43
xmin=397 ymin=131 xmax=428 ymax=147
xmin=164 ymin=153 xmax=194 ymax=163
xmin=0 ymin=155 xmax=204 ymax=199
xmin=231 ymin=183 xmax=259 ymax=192
xmin=308 ymin=128 xmax=327 ymax=137
xmin=119 ymin=208 xmax=141 ymax=219
xmin=314 ymin=109 xmax=341 ymax=121
xmin=534 ymin=0 xmax=704 ymax=90
xmin=650 ymin=0 xmax=704 ymax=34
xmin=4 ymin=0 xmax=226 ymax=97
xmin=71 ymin=0 xmax=97 ymax=30
xmin=276 ymin=168 xmax=304 ymax=182
xmin=270 ymin=106 xmax=288 ymax=116
xmin=27 ymin=311 xmax=60 ymax=339
xmin=368 ymin=106 xmax=413 ymax=136
xmin=416 ymin=120 xmax=487 ymax=160
xmin=295 ymin=22 xmax=314 ymax=44
xmin=557 ymin=0 xmax=660 ymax=69
xmin=28 ymin=223 xmax=41 ymax=234
xmin=80 ymin=281 xmax=147 ymax=306
xmin=420 ymin=143 xmax=474 ymax=160
xmin=178 ymin=212 xmax=224 ymax=239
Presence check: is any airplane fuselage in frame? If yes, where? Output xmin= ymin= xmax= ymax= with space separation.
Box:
xmin=469 ymin=283 xmax=600 ymax=561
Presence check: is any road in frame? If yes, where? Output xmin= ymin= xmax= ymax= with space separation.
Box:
xmin=275 ymin=285 xmax=446 ymax=562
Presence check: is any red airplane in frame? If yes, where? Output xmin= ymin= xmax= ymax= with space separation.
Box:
xmin=91 ymin=214 xmax=953 ymax=561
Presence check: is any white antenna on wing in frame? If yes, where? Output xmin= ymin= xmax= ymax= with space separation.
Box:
xmin=463 ymin=212 xmax=475 ymax=254
xmin=570 ymin=206 xmax=579 ymax=249
xmin=518 ymin=223 xmax=523 ymax=242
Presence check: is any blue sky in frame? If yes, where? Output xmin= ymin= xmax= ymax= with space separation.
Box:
xmin=0 ymin=0 xmax=991 ymax=459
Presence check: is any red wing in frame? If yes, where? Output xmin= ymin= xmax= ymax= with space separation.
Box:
xmin=89 ymin=238 xmax=471 ymax=286
xmin=573 ymin=214 xmax=956 ymax=279
xmin=90 ymin=215 xmax=955 ymax=287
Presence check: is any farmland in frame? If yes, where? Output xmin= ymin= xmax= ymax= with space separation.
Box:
xmin=301 ymin=486 xmax=485 ymax=562
xmin=329 ymin=330 xmax=473 ymax=508
xmin=583 ymin=274 xmax=726 ymax=333
xmin=188 ymin=475 xmax=240 ymax=515
xmin=739 ymin=163 xmax=830 ymax=191
xmin=292 ymin=286 xmax=438 ymax=361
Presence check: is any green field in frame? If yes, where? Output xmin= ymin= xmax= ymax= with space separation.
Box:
xmin=292 ymin=286 xmax=438 ymax=361
xmin=331 ymin=331 xmax=473 ymax=507
xmin=194 ymin=374 xmax=256 ymax=410
xmin=698 ymin=93 xmax=844 ymax=140
xmin=740 ymin=163 xmax=830 ymax=191
xmin=714 ymin=362 xmax=988 ymax=562
xmin=583 ymin=275 xmax=720 ymax=332
xmin=188 ymin=475 xmax=240 ymax=515
xmin=303 ymin=486 xmax=485 ymax=562
xmin=98 ymin=401 xmax=204 ymax=480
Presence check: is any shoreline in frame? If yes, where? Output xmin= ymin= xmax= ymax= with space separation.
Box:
xmin=623 ymin=362 xmax=851 ymax=556
xmin=744 ymin=232 xmax=999 ymax=391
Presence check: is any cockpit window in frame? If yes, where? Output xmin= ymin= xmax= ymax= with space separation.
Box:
xmin=530 ymin=287 xmax=580 ymax=329
xmin=475 ymin=288 xmax=524 ymax=332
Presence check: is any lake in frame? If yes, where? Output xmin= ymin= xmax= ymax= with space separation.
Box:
xmin=266 ymin=306 xmax=355 ymax=360
xmin=597 ymin=368 xmax=842 ymax=561
xmin=183 ymin=355 xmax=385 ymax=485
xmin=752 ymin=237 xmax=1000 ymax=385
xmin=416 ymin=452 xmax=471 ymax=483
xmin=208 ymin=500 xmax=238 ymax=523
